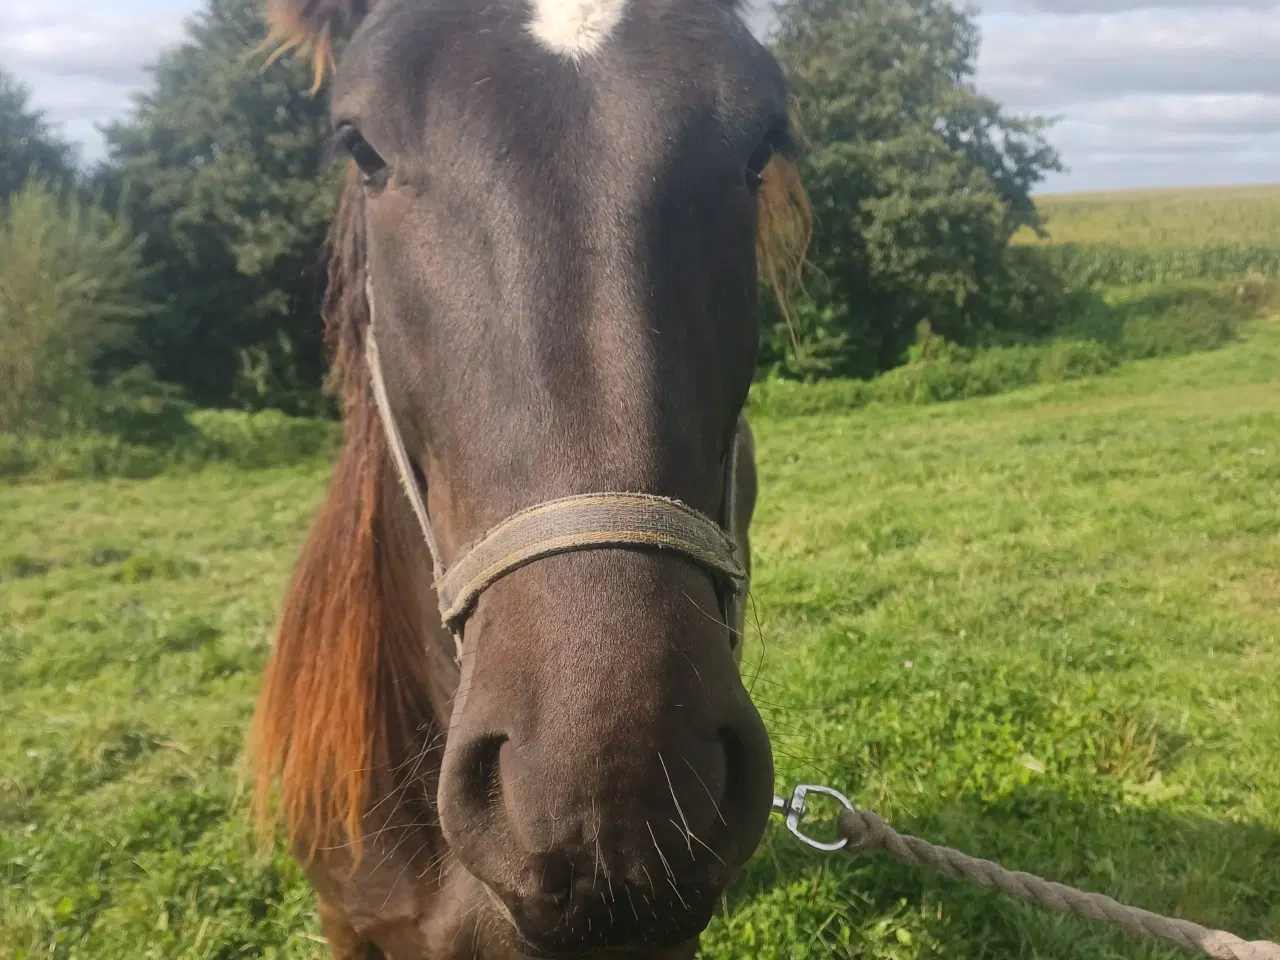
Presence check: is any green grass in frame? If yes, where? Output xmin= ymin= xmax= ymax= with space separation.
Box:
xmin=4 ymin=321 xmax=1280 ymax=958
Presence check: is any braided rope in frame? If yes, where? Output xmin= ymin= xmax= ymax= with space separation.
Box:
xmin=837 ymin=808 xmax=1280 ymax=960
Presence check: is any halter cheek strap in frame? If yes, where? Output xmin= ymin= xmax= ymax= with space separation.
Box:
xmin=362 ymin=306 xmax=748 ymax=652
xmin=366 ymin=329 xmax=446 ymax=576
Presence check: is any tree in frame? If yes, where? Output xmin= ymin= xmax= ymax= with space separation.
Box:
xmin=0 ymin=180 xmax=151 ymax=433
xmin=0 ymin=69 xmax=76 ymax=205
xmin=102 ymin=0 xmax=341 ymax=413
xmin=765 ymin=0 xmax=1066 ymax=378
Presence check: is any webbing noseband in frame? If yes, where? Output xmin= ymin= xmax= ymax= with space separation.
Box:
xmin=363 ymin=312 xmax=748 ymax=652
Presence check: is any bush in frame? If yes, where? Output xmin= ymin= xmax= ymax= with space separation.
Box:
xmin=1037 ymin=339 xmax=1116 ymax=383
xmin=0 ymin=408 xmax=340 ymax=482
xmin=1235 ymin=272 xmax=1277 ymax=314
xmin=1060 ymin=283 xmax=1241 ymax=359
xmin=748 ymin=281 xmax=1247 ymax=418
xmin=0 ymin=179 xmax=152 ymax=433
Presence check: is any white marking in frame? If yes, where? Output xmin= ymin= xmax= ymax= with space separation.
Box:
xmin=527 ymin=0 xmax=629 ymax=58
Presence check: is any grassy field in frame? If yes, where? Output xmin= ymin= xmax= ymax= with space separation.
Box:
xmin=4 ymin=298 xmax=1279 ymax=957
xmin=1017 ymin=185 xmax=1280 ymax=249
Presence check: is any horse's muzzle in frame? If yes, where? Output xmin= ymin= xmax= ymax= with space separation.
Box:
xmin=434 ymin=552 xmax=774 ymax=957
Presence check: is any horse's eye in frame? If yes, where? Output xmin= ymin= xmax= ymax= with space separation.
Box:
xmin=745 ymin=138 xmax=776 ymax=192
xmin=336 ymin=124 xmax=390 ymax=190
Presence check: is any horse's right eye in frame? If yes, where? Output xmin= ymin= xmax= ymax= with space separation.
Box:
xmin=745 ymin=139 xmax=775 ymax=191
xmin=745 ymin=123 xmax=791 ymax=192
xmin=336 ymin=123 xmax=390 ymax=190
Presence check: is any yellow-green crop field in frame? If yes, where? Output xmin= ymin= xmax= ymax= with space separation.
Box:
xmin=1017 ymin=184 xmax=1280 ymax=249
xmin=1009 ymin=184 xmax=1280 ymax=287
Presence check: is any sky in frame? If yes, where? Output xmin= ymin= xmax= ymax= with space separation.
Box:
xmin=2 ymin=0 xmax=1278 ymax=194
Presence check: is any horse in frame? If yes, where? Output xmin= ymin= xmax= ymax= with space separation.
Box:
xmin=248 ymin=0 xmax=811 ymax=956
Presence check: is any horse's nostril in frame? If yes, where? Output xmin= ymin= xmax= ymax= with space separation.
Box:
xmin=452 ymin=732 xmax=506 ymax=816
xmin=718 ymin=725 xmax=752 ymax=831
xmin=529 ymin=852 xmax=576 ymax=906
xmin=720 ymin=725 xmax=742 ymax=789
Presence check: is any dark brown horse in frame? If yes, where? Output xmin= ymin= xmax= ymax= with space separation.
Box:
xmin=249 ymin=0 xmax=811 ymax=956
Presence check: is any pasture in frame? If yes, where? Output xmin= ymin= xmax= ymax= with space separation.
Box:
xmin=4 ymin=192 xmax=1280 ymax=955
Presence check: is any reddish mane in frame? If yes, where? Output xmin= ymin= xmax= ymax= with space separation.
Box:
xmin=248 ymin=180 xmax=433 ymax=861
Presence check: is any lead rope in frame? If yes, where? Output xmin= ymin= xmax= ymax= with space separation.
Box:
xmin=774 ymin=785 xmax=1280 ymax=960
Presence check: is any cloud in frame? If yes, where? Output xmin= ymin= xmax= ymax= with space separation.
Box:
xmin=970 ymin=5 xmax=1280 ymax=190
xmin=979 ymin=0 xmax=1273 ymax=12
xmin=1 ymin=0 xmax=193 ymax=158
xmin=1 ymin=1 xmax=190 ymax=85
xmin=977 ymin=7 xmax=1280 ymax=110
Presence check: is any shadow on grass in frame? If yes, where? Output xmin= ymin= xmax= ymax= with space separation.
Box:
xmin=714 ymin=783 xmax=1280 ymax=958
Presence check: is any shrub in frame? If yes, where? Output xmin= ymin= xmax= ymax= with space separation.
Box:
xmin=1037 ymin=340 xmax=1116 ymax=383
xmin=747 ymin=280 xmax=1251 ymax=419
xmin=0 ymin=409 xmax=340 ymax=482
xmin=0 ymin=179 xmax=151 ymax=433
xmin=1234 ymin=272 xmax=1278 ymax=315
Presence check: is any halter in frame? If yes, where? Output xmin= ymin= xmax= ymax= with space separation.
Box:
xmin=363 ymin=284 xmax=748 ymax=655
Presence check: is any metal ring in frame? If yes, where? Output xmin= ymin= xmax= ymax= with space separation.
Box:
xmin=771 ymin=783 xmax=854 ymax=852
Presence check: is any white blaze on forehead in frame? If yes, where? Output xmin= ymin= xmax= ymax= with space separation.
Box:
xmin=527 ymin=0 xmax=630 ymax=58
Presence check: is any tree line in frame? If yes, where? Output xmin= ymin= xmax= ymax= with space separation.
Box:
xmin=0 ymin=0 xmax=1065 ymax=432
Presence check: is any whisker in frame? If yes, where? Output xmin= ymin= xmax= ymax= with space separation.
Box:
xmin=625 ymin=885 xmax=641 ymax=922
xmin=687 ymin=826 xmax=726 ymax=865
xmin=646 ymin=821 xmax=687 ymax=909
xmin=679 ymin=589 xmax=741 ymax=641
xmin=682 ymin=757 xmax=727 ymax=826
xmin=679 ymin=649 xmax=704 ymax=687
xmin=745 ymin=592 xmax=768 ymax=697
xmin=658 ymin=753 xmax=694 ymax=858
xmin=379 ymin=836 xmax=432 ymax=913
xmin=640 ymin=864 xmax=656 ymax=898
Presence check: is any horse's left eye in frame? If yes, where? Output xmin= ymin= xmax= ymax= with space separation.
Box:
xmin=336 ymin=123 xmax=390 ymax=190
xmin=745 ymin=139 xmax=776 ymax=191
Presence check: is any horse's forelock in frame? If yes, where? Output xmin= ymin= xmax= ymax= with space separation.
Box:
xmin=321 ymin=175 xmax=372 ymax=410
xmin=262 ymin=0 xmax=369 ymax=92
xmin=757 ymin=153 xmax=814 ymax=323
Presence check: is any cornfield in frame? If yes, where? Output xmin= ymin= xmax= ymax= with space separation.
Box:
xmin=1041 ymin=243 xmax=1280 ymax=286
xmin=1017 ymin=184 xmax=1280 ymax=250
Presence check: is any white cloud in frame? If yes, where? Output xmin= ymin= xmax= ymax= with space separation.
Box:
xmin=1 ymin=0 xmax=193 ymax=161
xmin=979 ymin=0 xmax=1273 ymax=12
xmin=973 ymin=5 xmax=1280 ymax=190
xmin=4 ymin=0 xmax=1278 ymax=192
xmin=977 ymin=7 xmax=1280 ymax=109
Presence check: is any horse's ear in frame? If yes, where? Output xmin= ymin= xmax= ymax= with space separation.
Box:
xmin=263 ymin=0 xmax=373 ymax=92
